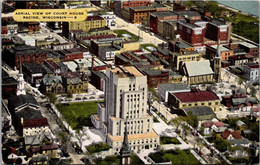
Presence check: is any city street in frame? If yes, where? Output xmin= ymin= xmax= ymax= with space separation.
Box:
xmin=111 ymin=16 xmax=167 ymax=45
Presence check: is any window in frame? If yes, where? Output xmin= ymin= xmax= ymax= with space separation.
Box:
xmin=215 ymin=102 xmax=219 ymax=105
xmin=201 ymin=103 xmax=205 ymax=105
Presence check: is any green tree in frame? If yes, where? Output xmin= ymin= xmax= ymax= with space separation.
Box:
xmin=182 ymin=124 xmax=190 ymax=140
xmin=183 ymin=1 xmax=194 ymax=10
xmin=249 ymin=86 xmax=257 ymax=97
xmin=214 ymin=136 xmax=231 ymax=152
xmin=56 ymin=131 xmax=71 ymax=153
xmin=187 ymin=111 xmax=198 ymax=129
xmin=45 ymin=92 xmax=57 ymax=104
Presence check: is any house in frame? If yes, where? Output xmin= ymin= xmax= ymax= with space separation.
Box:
xmin=222 ymin=129 xmax=242 ymax=140
xmin=61 ymin=72 xmax=88 ymax=94
xmin=236 ymin=120 xmax=246 ymax=131
xmin=241 ymin=130 xmax=253 ymax=140
xmin=158 ymin=83 xmax=190 ymax=102
xmin=228 ymin=139 xmax=251 ymax=148
xmin=181 ymin=60 xmax=215 ymax=85
xmin=168 ymin=89 xmax=221 ymax=112
xmin=201 ymin=121 xmax=225 ymax=135
xmin=39 ymin=75 xmax=65 ymax=95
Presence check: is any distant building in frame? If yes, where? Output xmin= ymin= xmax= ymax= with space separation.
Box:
xmin=168 ymin=89 xmax=221 ymax=112
xmin=206 ymin=44 xmax=233 ymax=61
xmin=58 ymin=48 xmax=84 ymax=61
xmin=169 ymin=40 xmax=195 ymax=53
xmin=91 ymin=66 xmax=159 ymax=152
xmin=2 ymin=70 xmax=18 ymax=99
xmin=243 ymin=63 xmax=259 ymax=82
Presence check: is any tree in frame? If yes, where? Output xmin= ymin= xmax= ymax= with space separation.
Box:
xmin=183 ymin=1 xmax=194 ymax=10
xmin=56 ymin=131 xmax=71 ymax=153
xmin=214 ymin=136 xmax=231 ymax=152
xmin=172 ymin=118 xmax=181 ymax=133
xmin=182 ymin=124 xmax=189 ymax=140
xmin=186 ymin=111 xmax=198 ymax=129
xmin=45 ymin=92 xmax=57 ymax=104
xmin=67 ymin=91 xmax=73 ymax=98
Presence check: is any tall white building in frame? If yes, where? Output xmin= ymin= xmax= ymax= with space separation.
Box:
xmin=92 ymin=66 xmax=159 ymax=152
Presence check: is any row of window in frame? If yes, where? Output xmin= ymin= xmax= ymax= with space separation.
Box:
xmin=182 ymin=101 xmax=218 ymax=107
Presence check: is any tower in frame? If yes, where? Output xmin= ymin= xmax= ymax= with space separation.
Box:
xmin=16 ymin=62 xmax=26 ymax=96
xmin=213 ymin=40 xmax=222 ymax=83
xmin=120 ymin=121 xmax=131 ymax=164
xmin=91 ymin=66 xmax=159 ymax=152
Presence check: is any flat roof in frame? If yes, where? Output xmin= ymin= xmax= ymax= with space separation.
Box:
xmin=110 ymin=66 xmax=143 ymax=78
xmin=158 ymin=83 xmax=190 ymax=92
xmin=108 ymin=130 xmax=158 ymax=142
xmin=210 ymin=45 xmax=231 ymax=52
xmin=239 ymin=42 xmax=258 ymax=49
xmin=151 ymin=11 xmax=177 ymax=18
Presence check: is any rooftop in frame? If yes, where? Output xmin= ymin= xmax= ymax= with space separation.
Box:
xmin=239 ymin=42 xmax=258 ymax=49
xmin=151 ymin=11 xmax=178 ymax=18
xmin=23 ymin=63 xmax=46 ymax=74
xmin=158 ymin=83 xmax=190 ymax=92
xmin=184 ymin=61 xmax=214 ymax=77
xmin=108 ymin=130 xmax=158 ymax=142
xmin=174 ymin=40 xmax=194 ymax=49
xmin=22 ymin=118 xmax=48 ymax=128
xmin=8 ymin=94 xmax=39 ymax=111
xmin=210 ymin=44 xmax=231 ymax=52
xmin=86 ymin=16 xmax=104 ymax=21
xmin=143 ymin=69 xmax=169 ymax=76
xmin=110 ymin=66 xmax=144 ymax=78
xmin=16 ymin=107 xmax=43 ymax=120
xmin=172 ymin=90 xmax=219 ymax=103
xmin=184 ymin=106 xmax=216 ymax=118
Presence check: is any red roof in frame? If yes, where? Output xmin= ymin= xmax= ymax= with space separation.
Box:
xmin=32 ymin=143 xmax=58 ymax=153
xmin=222 ymin=129 xmax=231 ymax=139
xmin=231 ymin=131 xmax=242 ymax=139
xmin=172 ymin=91 xmax=219 ymax=103
xmin=253 ymin=107 xmax=259 ymax=112
xmin=202 ymin=121 xmax=214 ymax=128
xmin=45 ymin=60 xmax=59 ymax=69
xmin=247 ymin=64 xmax=259 ymax=69
xmin=22 ymin=118 xmax=48 ymax=128
xmin=214 ymin=121 xmax=224 ymax=127
xmin=86 ymin=16 xmax=104 ymax=21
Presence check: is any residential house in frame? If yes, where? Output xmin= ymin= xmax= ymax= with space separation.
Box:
xmin=39 ymin=75 xmax=65 ymax=95
xmin=228 ymin=139 xmax=251 ymax=148
xmin=168 ymin=89 xmax=221 ymax=112
xmin=201 ymin=121 xmax=225 ymax=135
xmin=61 ymin=72 xmax=88 ymax=94
xmin=236 ymin=120 xmax=246 ymax=131
xmin=222 ymin=129 xmax=242 ymax=140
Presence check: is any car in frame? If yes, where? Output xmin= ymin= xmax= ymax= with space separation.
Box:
xmin=75 ymin=98 xmax=81 ymax=100
xmin=83 ymin=97 xmax=87 ymax=100
xmin=89 ymin=96 xmax=95 ymax=99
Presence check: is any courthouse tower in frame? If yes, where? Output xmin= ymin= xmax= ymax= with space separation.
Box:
xmin=92 ymin=66 xmax=159 ymax=152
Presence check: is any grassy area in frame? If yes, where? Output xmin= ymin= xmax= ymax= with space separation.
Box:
xmin=86 ymin=143 xmax=110 ymax=155
xmin=160 ymin=136 xmax=181 ymax=145
xmin=56 ymin=101 xmax=103 ymax=130
xmin=140 ymin=44 xmax=157 ymax=52
xmin=113 ymin=30 xmax=139 ymax=40
xmin=228 ymin=156 xmax=250 ymax=164
xmin=149 ymin=149 xmax=200 ymax=164
xmin=93 ymin=153 xmax=144 ymax=164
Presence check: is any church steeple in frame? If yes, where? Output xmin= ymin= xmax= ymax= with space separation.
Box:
xmin=16 ymin=60 xmax=26 ymax=96
xmin=120 ymin=120 xmax=131 ymax=164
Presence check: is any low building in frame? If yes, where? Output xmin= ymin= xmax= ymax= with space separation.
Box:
xmin=61 ymin=72 xmax=88 ymax=94
xmin=22 ymin=118 xmax=49 ymax=136
xmin=39 ymin=75 xmax=65 ymax=95
xmin=238 ymin=42 xmax=259 ymax=58
xmin=158 ymin=83 xmax=190 ymax=102
xmin=169 ymin=40 xmax=195 ymax=53
xmin=90 ymin=71 xmax=107 ymax=91
xmin=99 ymin=47 xmax=119 ymax=60
xmin=206 ymin=44 xmax=233 ymax=60
xmin=2 ymin=70 xmax=18 ymax=99
xmin=58 ymin=48 xmax=84 ymax=61
xmin=181 ymin=61 xmax=215 ymax=85
xmin=229 ymin=54 xmax=250 ymax=66
xmin=243 ymin=63 xmax=259 ymax=82
xmin=222 ymin=129 xmax=242 ymax=140
xmin=143 ymin=70 xmax=169 ymax=87
xmin=22 ymin=63 xmax=47 ymax=87
xmin=183 ymin=106 xmax=216 ymax=121
xmin=3 ymin=45 xmax=48 ymax=69
xmin=170 ymin=50 xmax=201 ymax=71
xmin=168 ymin=89 xmax=220 ymax=112
xmin=44 ymin=60 xmax=61 ymax=75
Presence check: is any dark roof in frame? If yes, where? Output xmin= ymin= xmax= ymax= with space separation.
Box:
xmin=22 ymin=118 xmax=48 ymax=128
xmin=16 ymin=107 xmax=43 ymax=120
xmin=23 ymin=63 xmax=47 ymax=74
xmin=2 ymin=77 xmax=18 ymax=85
xmin=172 ymin=90 xmax=219 ymax=103
xmin=86 ymin=16 xmax=104 ymax=21
xmin=184 ymin=106 xmax=216 ymax=117
xmin=158 ymin=83 xmax=190 ymax=92
xmin=143 ymin=70 xmax=169 ymax=76
xmin=10 ymin=45 xmax=46 ymax=56
xmin=151 ymin=11 xmax=178 ymax=18
xmin=8 ymin=94 xmax=39 ymax=111
xmin=175 ymin=11 xmax=201 ymax=18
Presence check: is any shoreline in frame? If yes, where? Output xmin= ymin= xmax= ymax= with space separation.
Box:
xmin=217 ymin=3 xmax=259 ymax=19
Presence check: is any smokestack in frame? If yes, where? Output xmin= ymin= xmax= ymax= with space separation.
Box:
xmin=92 ymin=55 xmax=94 ymax=71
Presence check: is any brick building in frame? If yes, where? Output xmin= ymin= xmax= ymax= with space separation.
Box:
xmin=3 ymin=45 xmax=48 ymax=69
xmin=205 ymin=20 xmax=229 ymax=42
xmin=143 ymin=70 xmax=169 ymax=87
xmin=206 ymin=44 xmax=233 ymax=60
xmin=58 ymin=48 xmax=84 ymax=61
xmin=113 ymin=0 xmax=151 ymax=17
xmin=2 ymin=70 xmax=18 ymax=99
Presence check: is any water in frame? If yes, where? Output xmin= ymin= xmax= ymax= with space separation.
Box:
xmin=217 ymin=0 xmax=259 ymax=17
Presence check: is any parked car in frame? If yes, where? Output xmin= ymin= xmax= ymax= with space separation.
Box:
xmin=75 ymin=98 xmax=81 ymax=100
